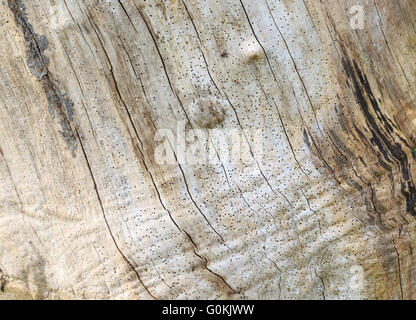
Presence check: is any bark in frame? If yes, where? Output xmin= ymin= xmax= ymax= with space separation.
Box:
xmin=0 ymin=0 xmax=415 ymax=299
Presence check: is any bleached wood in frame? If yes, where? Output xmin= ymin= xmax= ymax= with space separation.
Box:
xmin=0 ymin=0 xmax=415 ymax=299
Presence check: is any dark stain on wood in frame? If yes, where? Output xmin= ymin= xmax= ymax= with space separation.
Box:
xmin=8 ymin=0 xmax=77 ymax=151
xmin=0 ymin=268 xmax=7 ymax=292
xmin=341 ymin=51 xmax=416 ymax=217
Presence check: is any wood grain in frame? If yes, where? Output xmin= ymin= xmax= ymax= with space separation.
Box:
xmin=0 ymin=0 xmax=415 ymax=299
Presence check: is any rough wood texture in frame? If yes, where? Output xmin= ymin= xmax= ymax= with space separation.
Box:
xmin=0 ymin=0 xmax=415 ymax=299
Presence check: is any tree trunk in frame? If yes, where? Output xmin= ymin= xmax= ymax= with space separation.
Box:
xmin=0 ymin=0 xmax=415 ymax=299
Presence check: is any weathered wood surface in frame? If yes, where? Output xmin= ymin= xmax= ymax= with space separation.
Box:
xmin=0 ymin=0 xmax=415 ymax=299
